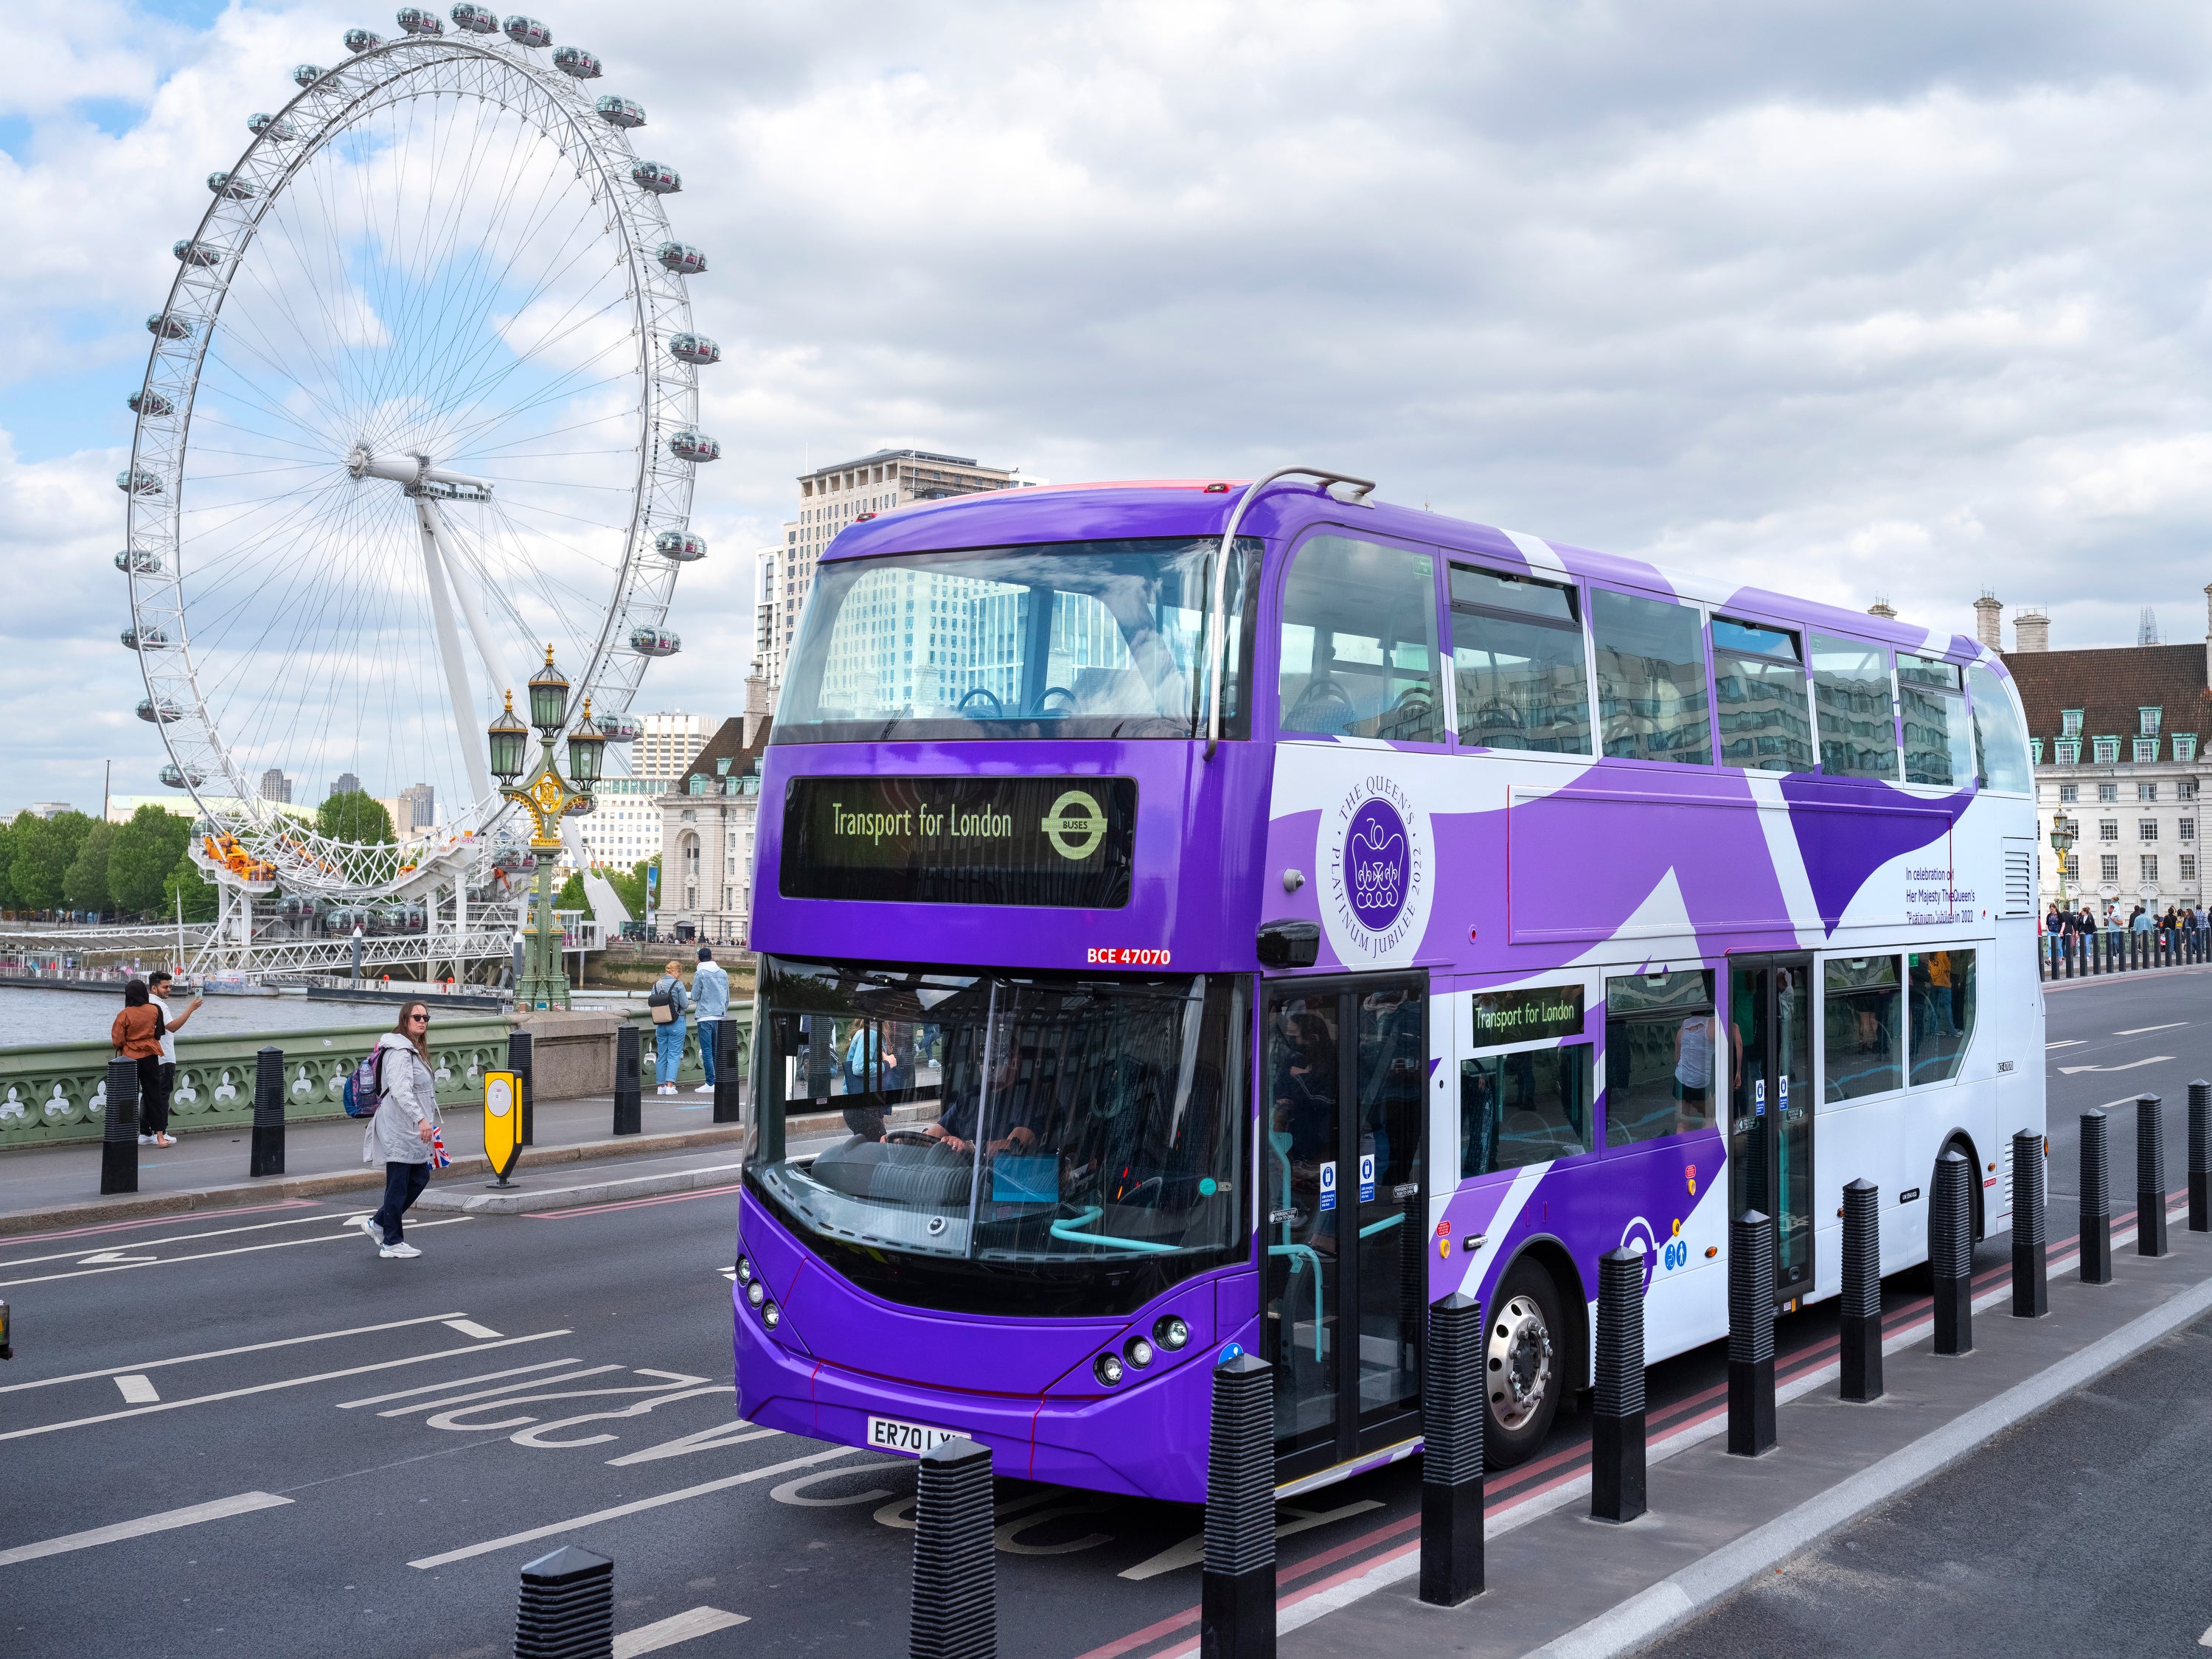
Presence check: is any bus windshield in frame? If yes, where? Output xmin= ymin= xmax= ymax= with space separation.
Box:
xmin=748 ymin=956 xmax=1245 ymax=1304
xmin=773 ymin=537 xmax=1254 ymax=743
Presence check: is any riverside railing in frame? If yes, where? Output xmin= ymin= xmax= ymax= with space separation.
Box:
xmin=2039 ymin=927 xmax=2208 ymax=979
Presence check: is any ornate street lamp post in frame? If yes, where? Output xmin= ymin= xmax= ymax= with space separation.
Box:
xmin=488 ymin=648 xmax=602 ymax=1011
xmin=2049 ymin=811 xmax=2077 ymax=914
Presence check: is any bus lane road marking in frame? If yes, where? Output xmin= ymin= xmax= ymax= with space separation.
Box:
xmin=0 ymin=1490 xmax=292 ymax=1568
xmin=0 ymin=1208 xmax=352 ymax=1270
xmin=613 ymin=1607 xmax=751 ymax=1657
xmin=113 ymin=1374 xmax=159 ymax=1403
xmin=0 ymin=1329 xmax=571 ymax=1444
xmin=2057 ymin=1055 xmax=2174 ymax=1075
xmin=2115 ymin=1023 xmax=2188 ymax=1035
xmin=0 ymin=1310 xmax=470 ymax=1395
xmin=0 ymin=1214 xmax=472 ymax=1289
xmin=0 ymin=1198 xmax=321 ymax=1248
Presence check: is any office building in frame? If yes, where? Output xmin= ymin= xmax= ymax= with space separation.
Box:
xmin=259 ymin=768 xmax=292 ymax=804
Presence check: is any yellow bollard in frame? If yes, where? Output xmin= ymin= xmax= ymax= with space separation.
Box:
xmin=483 ymin=1069 xmax=523 ymax=1187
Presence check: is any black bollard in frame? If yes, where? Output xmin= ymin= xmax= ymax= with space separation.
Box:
xmin=2081 ymin=1109 xmax=2112 ymax=1284
xmin=1727 ymin=1210 xmax=1775 ymax=1457
xmin=2190 ymin=1080 xmax=2210 ymax=1233
xmin=514 ymin=1543 xmax=612 ymax=1659
xmin=1931 ymin=1150 xmax=1973 ymax=1355
xmin=100 ymin=1057 xmax=139 ymax=1196
xmin=1419 ymin=1293 xmax=1484 ymax=1605
xmin=910 ymin=1437 xmax=997 ymax=1659
xmin=509 ymin=1029 xmax=535 ymax=1147
xmin=1201 ymin=1352 xmax=1275 ymax=1659
xmin=0 ymin=1296 xmax=12 ymax=1360
xmin=2010 ymin=1129 xmax=2048 ymax=1317
xmin=712 ymin=1015 xmax=744 ymax=1124
xmin=1839 ymin=1178 xmax=1883 ymax=1402
xmin=248 ymin=1044 xmax=285 ymax=1178
xmin=1591 ymin=1248 xmax=1646 ymax=1523
xmin=612 ymin=1022 xmax=641 ymax=1136
xmin=2138 ymin=1093 xmax=2168 ymax=1258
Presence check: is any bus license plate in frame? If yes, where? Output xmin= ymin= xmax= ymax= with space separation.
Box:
xmin=868 ymin=1415 xmax=960 ymax=1456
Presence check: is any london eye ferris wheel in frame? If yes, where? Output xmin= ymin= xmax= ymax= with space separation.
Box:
xmin=120 ymin=7 xmax=718 ymax=905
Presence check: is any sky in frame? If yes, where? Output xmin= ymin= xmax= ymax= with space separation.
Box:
xmin=9 ymin=0 xmax=2212 ymax=815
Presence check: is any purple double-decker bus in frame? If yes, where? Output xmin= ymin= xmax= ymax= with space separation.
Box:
xmin=735 ymin=467 xmax=2043 ymax=1503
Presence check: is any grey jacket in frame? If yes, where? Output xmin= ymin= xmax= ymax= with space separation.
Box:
xmin=364 ymin=1032 xmax=442 ymax=1165
xmin=691 ymin=961 xmax=729 ymax=1020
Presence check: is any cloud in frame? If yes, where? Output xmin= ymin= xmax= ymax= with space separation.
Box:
xmin=10 ymin=1 xmax=2212 ymax=811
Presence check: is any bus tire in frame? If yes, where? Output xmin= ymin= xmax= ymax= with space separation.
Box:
xmin=1483 ymin=1256 xmax=1565 ymax=1470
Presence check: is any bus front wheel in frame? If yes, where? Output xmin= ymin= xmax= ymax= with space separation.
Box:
xmin=1484 ymin=1258 xmax=1565 ymax=1468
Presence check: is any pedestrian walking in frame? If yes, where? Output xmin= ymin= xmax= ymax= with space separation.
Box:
xmin=691 ymin=947 xmax=729 ymax=1096
xmin=650 ymin=960 xmax=689 ymax=1095
xmin=353 ymin=1001 xmax=444 ymax=1259
xmin=111 ymin=979 xmax=165 ymax=1141
xmin=144 ymin=969 xmax=202 ymax=1149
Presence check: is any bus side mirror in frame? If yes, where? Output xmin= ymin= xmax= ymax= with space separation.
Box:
xmin=1256 ymin=919 xmax=1320 ymax=968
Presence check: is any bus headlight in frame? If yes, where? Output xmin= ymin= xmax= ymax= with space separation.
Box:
xmin=745 ymin=1279 xmax=766 ymax=1308
xmin=1153 ymin=1315 xmax=1189 ymax=1351
xmin=735 ymin=1256 xmax=754 ymax=1284
xmin=1094 ymin=1352 xmax=1124 ymax=1387
xmin=1125 ymin=1336 xmax=1154 ymax=1368
xmin=762 ymin=1301 xmax=781 ymax=1329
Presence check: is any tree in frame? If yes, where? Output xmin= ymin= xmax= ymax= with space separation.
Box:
xmin=317 ymin=790 xmax=395 ymax=845
xmin=163 ymin=846 xmax=218 ymax=924
xmin=0 ymin=813 xmax=17 ymax=911
xmin=555 ymin=870 xmax=586 ymax=910
xmin=108 ymin=804 xmax=192 ymax=917
xmin=63 ymin=821 xmax=116 ymax=916
xmin=605 ymin=857 xmax=657 ymax=919
xmin=11 ymin=810 xmax=92 ymax=912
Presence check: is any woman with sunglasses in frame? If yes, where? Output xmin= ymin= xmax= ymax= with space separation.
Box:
xmin=355 ymin=1001 xmax=444 ymax=1259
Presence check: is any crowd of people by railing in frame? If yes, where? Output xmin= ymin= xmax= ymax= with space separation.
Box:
xmin=2040 ymin=899 xmax=2211 ymax=977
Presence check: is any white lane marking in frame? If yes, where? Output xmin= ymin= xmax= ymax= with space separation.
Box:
xmin=113 ymin=1374 xmax=159 ymax=1404
xmin=2044 ymin=1040 xmax=2086 ymax=1050
xmin=614 ymin=1608 xmax=751 ymax=1657
xmin=337 ymin=1358 xmax=585 ymax=1409
xmin=76 ymin=1251 xmax=158 ymax=1265
xmin=442 ymin=1319 xmax=502 ymax=1340
xmin=383 ymin=1366 xmax=625 ymax=1418
xmin=2058 ymin=1056 xmax=2174 ymax=1075
xmin=2116 ymin=1023 xmax=2188 ymax=1035
xmin=0 ymin=1311 xmax=470 ymax=1395
xmin=0 ymin=1210 xmax=351 ymax=1270
xmin=607 ymin=1421 xmax=779 ymax=1467
xmin=0 ymin=1491 xmax=291 ymax=1568
xmin=0 ymin=1217 xmax=472 ymax=1287
xmin=0 ymin=1329 xmax=570 ymax=1444
xmin=1119 ymin=1497 xmax=1384 ymax=1579
xmin=2198 ymin=1621 xmax=2212 ymax=1649
xmin=409 ymin=1445 xmax=874 ymax=1568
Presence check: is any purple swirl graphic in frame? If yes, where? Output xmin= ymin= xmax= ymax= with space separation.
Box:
xmin=1343 ymin=799 xmax=1410 ymax=932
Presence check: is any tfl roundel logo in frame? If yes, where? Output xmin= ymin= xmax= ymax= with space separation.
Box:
xmin=1321 ymin=775 xmax=1431 ymax=964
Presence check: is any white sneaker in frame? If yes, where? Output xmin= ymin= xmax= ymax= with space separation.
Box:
xmin=139 ymin=1134 xmax=155 ymax=1145
xmin=354 ymin=1214 xmax=383 ymax=1245
xmin=694 ymin=1083 xmax=714 ymax=1093
xmin=379 ymin=1242 xmax=420 ymax=1259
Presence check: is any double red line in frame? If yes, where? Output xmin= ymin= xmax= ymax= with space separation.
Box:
xmin=1077 ymin=1192 xmax=2191 ymax=1659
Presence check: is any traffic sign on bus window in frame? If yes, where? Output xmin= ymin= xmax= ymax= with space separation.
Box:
xmin=1359 ymin=1152 xmax=1376 ymax=1202
xmin=1318 ymin=1161 xmax=1337 ymax=1212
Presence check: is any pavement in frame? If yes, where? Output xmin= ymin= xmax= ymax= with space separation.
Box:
xmin=0 ymin=970 xmax=2206 ymax=1658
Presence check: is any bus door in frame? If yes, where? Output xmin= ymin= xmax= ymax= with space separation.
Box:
xmin=1261 ymin=974 xmax=1429 ymax=1484
xmin=1727 ymin=954 xmax=1814 ymax=1304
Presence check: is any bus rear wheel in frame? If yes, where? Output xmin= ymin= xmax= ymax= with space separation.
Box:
xmin=1484 ymin=1258 xmax=1565 ymax=1468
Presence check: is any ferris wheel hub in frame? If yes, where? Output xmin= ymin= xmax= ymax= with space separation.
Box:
xmin=348 ymin=443 xmax=493 ymax=501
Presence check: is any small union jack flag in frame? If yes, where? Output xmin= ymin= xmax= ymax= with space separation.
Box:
xmin=431 ymin=1128 xmax=452 ymax=1170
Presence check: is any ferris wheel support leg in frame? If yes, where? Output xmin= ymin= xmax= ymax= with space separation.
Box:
xmin=414 ymin=500 xmax=495 ymax=810
xmin=421 ymin=498 xmax=524 ymax=723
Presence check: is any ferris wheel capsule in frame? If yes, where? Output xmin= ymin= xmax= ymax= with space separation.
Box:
xmin=595 ymin=95 xmax=645 ymax=129
xmin=116 ymin=548 xmax=163 ymax=574
xmin=117 ymin=467 xmax=164 ymax=495
xmin=630 ymin=626 xmax=681 ymax=658
xmin=207 ymin=170 xmax=256 ymax=200
xmin=503 ymin=15 xmax=552 ymax=47
xmin=129 ymin=389 xmax=175 ymax=418
xmin=554 ymin=45 xmax=601 ymax=78
xmin=248 ymin=112 xmax=297 ymax=141
xmin=594 ymin=712 xmax=643 ymax=743
xmin=631 ymin=159 xmax=680 ymax=194
xmin=136 ymin=696 xmax=184 ymax=724
xmin=396 ymin=6 xmax=444 ymax=35
xmin=655 ymin=240 xmax=706 ymax=276
xmin=122 ymin=625 xmax=172 ymax=652
xmin=450 ymin=2 xmax=497 ymax=30
xmin=668 ymin=332 xmax=718 ymax=365
xmin=174 ymin=238 xmax=220 ymax=267
xmin=655 ymin=529 xmax=707 ymax=561
xmin=293 ymin=63 xmax=324 ymax=86
xmin=344 ymin=27 xmax=383 ymax=52
xmin=668 ymin=430 xmax=720 ymax=463
xmin=159 ymin=762 xmax=204 ymax=790
xmin=146 ymin=312 xmax=194 ymax=341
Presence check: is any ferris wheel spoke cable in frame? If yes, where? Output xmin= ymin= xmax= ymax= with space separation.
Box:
xmin=422 ymin=276 xmax=640 ymax=455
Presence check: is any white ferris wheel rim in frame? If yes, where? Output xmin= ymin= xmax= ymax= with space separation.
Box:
xmin=122 ymin=29 xmax=701 ymax=900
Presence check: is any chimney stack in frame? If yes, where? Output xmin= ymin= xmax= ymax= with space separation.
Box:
xmin=1973 ymin=591 xmax=2003 ymax=651
xmin=2013 ymin=609 xmax=2050 ymax=653
xmin=742 ymin=672 xmax=774 ymax=750
xmin=1868 ymin=597 xmax=1898 ymax=619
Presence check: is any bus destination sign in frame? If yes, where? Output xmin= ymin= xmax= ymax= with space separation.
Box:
xmin=781 ymin=775 xmax=1138 ymax=908
xmin=1471 ymin=984 xmax=1585 ymax=1043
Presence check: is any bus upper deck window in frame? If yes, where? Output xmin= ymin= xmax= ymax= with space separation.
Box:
xmin=1711 ymin=618 xmax=1813 ymax=773
xmin=1898 ymin=655 xmax=1975 ymax=787
xmin=1809 ymin=634 xmax=1899 ymax=782
xmin=1448 ymin=564 xmax=1590 ymax=755
xmin=1591 ymin=589 xmax=1711 ymax=765
xmin=1278 ymin=536 xmax=1444 ymax=744
xmin=1966 ymin=664 xmax=2032 ymax=793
